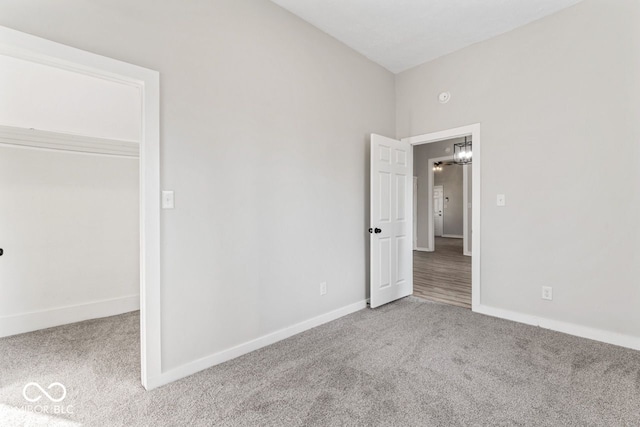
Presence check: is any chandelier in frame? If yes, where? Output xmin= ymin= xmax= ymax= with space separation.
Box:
xmin=453 ymin=137 xmax=472 ymax=164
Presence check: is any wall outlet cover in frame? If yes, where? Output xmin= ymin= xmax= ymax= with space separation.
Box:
xmin=162 ymin=190 xmax=175 ymax=209
xmin=320 ymin=282 xmax=327 ymax=296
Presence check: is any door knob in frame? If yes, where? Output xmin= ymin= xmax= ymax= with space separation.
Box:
xmin=374 ymin=228 xmax=382 ymax=234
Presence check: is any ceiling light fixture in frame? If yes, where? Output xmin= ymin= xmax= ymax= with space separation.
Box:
xmin=453 ymin=137 xmax=472 ymax=165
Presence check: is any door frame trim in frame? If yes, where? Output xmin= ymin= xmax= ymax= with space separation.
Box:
xmin=402 ymin=123 xmax=481 ymax=311
xmin=462 ymin=163 xmax=471 ymax=256
xmin=413 ymin=177 xmax=418 ymax=250
xmin=0 ymin=25 xmax=162 ymax=389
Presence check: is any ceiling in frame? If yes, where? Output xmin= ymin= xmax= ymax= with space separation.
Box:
xmin=270 ymin=0 xmax=583 ymax=73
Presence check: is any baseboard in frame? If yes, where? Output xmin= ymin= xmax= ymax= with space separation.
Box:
xmin=0 ymin=294 xmax=139 ymax=338
xmin=146 ymin=299 xmax=368 ymax=390
xmin=414 ymin=247 xmax=433 ymax=252
xmin=464 ymin=250 xmax=472 ymax=257
xmin=474 ymin=304 xmax=640 ymax=351
xmin=442 ymin=234 xmax=463 ymax=239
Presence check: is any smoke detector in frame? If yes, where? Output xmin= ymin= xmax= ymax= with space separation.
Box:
xmin=438 ymin=91 xmax=451 ymax=104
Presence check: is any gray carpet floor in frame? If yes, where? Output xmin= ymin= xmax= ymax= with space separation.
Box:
xmin=1 ymin=297 xmax=639 ymax=426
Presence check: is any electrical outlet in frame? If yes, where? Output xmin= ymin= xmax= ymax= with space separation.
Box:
xmin=542 ymin=286 xmax=553 ymax=301
xmin=320 ymin=282 xmax=327 ymax=296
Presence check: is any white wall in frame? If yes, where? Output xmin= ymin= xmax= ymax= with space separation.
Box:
xmin=0 ymin=54 xmax=141 ymax=141
xmin=0 ymin=146 xmax=139 ymax=336
xmin=0 ymin=0 xmax=395 ymax=371
xmin=397 ymin=0 xmax=640 ymax=340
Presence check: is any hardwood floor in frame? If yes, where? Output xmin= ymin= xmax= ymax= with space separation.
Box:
xmin=413 ymin=237 xmax=471 ymax=309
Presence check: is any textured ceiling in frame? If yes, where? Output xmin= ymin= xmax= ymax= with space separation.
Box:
xmin=270 ymin=0 xmax=583 ymax=73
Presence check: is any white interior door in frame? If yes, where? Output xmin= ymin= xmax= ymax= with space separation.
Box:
xmin=433 ymin=185 xmax=444 ymax=237
xmin=369 ymin=134 xmax=413 ymax=308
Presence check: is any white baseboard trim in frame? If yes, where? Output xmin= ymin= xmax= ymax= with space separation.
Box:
xmin=0 ymin=294 xmax=139 ymax=338
xmin=146 ymin=299 xmax=368 ymax=390
xmin=464 ymin=250 xmax=472 ymax=257
xmin=413 ymin=247 xmax=433 ymax=252
xmin=475 ymin=304 xmax=640 ymax=351
xmin=442 ymin=234 xmax=463 ymax=239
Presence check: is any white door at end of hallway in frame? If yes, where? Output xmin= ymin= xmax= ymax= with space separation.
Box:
xmin=434 ymin=185 xmax=443 ymax=237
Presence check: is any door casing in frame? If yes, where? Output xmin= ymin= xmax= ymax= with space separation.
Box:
xmin=402 ymin=124 xmax=481 ymax=311
xmin=413 ymin=177 xmax=418 ymax=249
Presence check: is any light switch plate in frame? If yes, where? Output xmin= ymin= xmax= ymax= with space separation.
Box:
xmin=162 ymin=191 xmax=175 ymax=209
xmin=497 ymin=194 xmax=506 ymax=207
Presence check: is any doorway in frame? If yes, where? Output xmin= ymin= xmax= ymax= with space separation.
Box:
xmin=0 ymin=26 xmax=160 ymax=389
xmin=406 ymin=125 xmax=479 ymax=310
xmin=368 ymin=124 xmax=480 ymax=310
xmin=413 ymin=148 xmax=471 ymax=308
